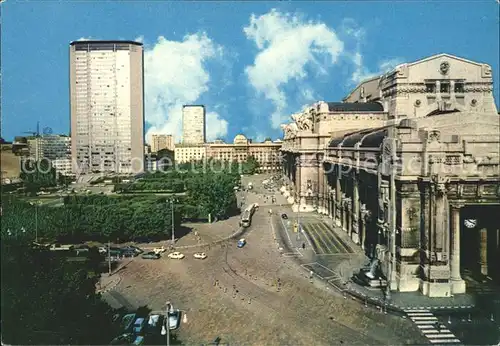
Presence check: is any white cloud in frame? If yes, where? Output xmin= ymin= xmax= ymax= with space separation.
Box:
xmin=244 ymin=9 xmax=344 ymax=129
xmin=143 ymin=33 xmax=228 ymax=143
xmin=351 ymin=55 xmax=404 ymax=84
xmin=134 ymin=35 xmax=144 ymax=43
xmin=341 ymin=19 xmax=403 ymax=85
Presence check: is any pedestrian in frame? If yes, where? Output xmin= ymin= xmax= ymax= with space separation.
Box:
xmin=302 ymin=242 xmax=305 ymax=250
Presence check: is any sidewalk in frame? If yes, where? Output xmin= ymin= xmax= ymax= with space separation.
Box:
xmin=277 ymin=211 xmax=477 ymax=312
xmin=317 ymin=214 xmax=476 ymax=311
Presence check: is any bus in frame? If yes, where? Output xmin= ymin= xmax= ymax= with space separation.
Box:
xmin=240 ymin=203 xmax=258 ymax=227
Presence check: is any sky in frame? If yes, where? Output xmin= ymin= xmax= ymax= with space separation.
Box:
xmin=2 ymin=1 xmax=499 ymax=143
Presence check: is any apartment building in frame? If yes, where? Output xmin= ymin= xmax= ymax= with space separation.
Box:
xmin=182 ymin=105 xmax=206 ymax=144
xmin=174 ymin=144 xmax=206 ymax=164
xmin=151 ymin=134 xmax=174 ymax=152
xmin=206 ymin=135 xmax=282 ymax=172
xmin=69 ymin=40 xmax=145 ymax=174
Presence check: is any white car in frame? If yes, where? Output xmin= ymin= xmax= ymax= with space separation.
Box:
xmin=153 ymin=246 xmax=166 ymax=254
xmin=167 ymin=252 xmax=185 ymax=259
xmin=193 ymin=252 xmax=207 ymax=259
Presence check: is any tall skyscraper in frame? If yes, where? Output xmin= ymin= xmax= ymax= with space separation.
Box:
xmin=151 ymin=134 xmax=174 ymax=153
xmin=69 ymin=40 xmax=145 ymax=174
xmin=182 ymin=105 xmax=206 ymax=144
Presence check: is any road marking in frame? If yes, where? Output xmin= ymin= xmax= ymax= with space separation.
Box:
xmin=406 ymin=309 xmax=461 ymax=344
xmin=283 ymin=252 xmax=302 ymax=257
xmin=429 ymin=339 xmax=461 ymax=344
xmin=411 ymin=316 xmax=438 ymax=321
xmin=320 ymin=221 xmax=352 ymax=253
xmin=302 ymin=224 xmax=327 ymax=254
xmin=310 ymin=222 xmax=340 ymax=253
xmin=403 ymin=309 xmax=429 ymax=313
xmin=422 ymin=329 xmax=452 ymax=334
xmin=280 ymin=217 xmax=295 ymax=248
xmin=427 ymin=334 xmax=457 ymax=338
xmin=408 ymin=312 xmax=434 ymax=316
xmin=417 ymin=325 xmax=434 ymax=329
xmin=312 ymin=262 xmax=336 ymax=275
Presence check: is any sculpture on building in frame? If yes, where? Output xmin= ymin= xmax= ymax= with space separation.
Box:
xmin=291 ymin=110 xmax=314 ymax=131
xmin=280 ymin=122 xmax=298 ymax=139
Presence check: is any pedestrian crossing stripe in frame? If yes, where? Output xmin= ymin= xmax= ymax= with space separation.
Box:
xmin=427 ymin=334 xmax=456 ymax=338
xmin=408 ymin=312 xmax=434 ymax=316
xmin=404 ymin=309 xmax=431 ymax=312
xmin=429 ymin=339 xmax=461 ymax=344
xmin=411 ymin=316 xmax=438 ymax=321
xmin=422 ymin=329 xmax=452 ymax=334
xmin=417 ymin=325 xmax=434 ymax=329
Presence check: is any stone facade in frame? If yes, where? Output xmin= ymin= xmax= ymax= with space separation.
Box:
xmin=207 ymin=135 xmax=282 ymax=172
xmin=280 ymin=53 xmax=500 ymax=297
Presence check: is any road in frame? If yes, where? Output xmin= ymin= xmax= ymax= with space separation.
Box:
xmin=103 ymin=173 xmax=427 ymax=345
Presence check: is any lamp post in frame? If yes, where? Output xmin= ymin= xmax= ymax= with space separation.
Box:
xmin=161 ymin=301 xmax=171 ymax=346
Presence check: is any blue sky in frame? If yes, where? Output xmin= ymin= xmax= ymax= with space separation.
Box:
xmin=2 ymin=1 xmax=499 ymax=143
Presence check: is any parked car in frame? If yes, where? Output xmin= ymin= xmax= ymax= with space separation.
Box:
xmin=153 ymin=246 xmax=166 ymax=254
xmin=168 ymin=252 xmax=185 ymax=259
xmin=141 ymin=252 xmax=160 ymax=260
xmin=237 ymin=239 xmax=246 ymax=248
xmin=281 ymin=213 xmax=288 ymax=219
xmin=193 ymin=252 xmax=207 ymax=259
xmin=166 ymin=309 xmax=181 ymax=330
xmin=110 ymin=333 xmax=135 ymax=345
xmin=121 ymin=313 xmax=136 ymax=332
xmin=121 ymin=245 xmax=143 ymax=254
xmin=132 ymin=317 xmax=146 ymax=334
xmin=121 ymin=249 xmax=138 ymax=257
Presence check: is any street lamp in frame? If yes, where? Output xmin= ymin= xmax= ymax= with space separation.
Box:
xmin=161 ymin=301 xmax=172 ymax=346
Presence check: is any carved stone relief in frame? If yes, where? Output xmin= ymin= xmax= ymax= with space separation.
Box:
xmin=427 ymin=130 xmax=441 ymax=143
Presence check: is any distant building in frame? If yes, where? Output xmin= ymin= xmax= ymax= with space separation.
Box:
xmin=151 ymin=134 xmax=174 ymax=152
xmin=69 ymin=40 xmax=145 ymax=174
xmin=174 ymin=144 xmax=206 ymax=164
xmin=182 ymin=105 xmax=206 ymax=144
xmin=206 ymin=135 xmax=282 ymax=172
xmin=145 ymin=148 xmax=175 ymax=172
xmin=39 ymin=135 xmax=71 ymax=160
xmin=1 ymin=142 xmax=21 ymax=182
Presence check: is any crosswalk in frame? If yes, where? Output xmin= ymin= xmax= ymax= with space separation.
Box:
xmin=404 ymin=309 xmax=462 ymax=344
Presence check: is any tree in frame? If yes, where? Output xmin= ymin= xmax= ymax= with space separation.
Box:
xmin=1 ymin=238 xmax=119 ymax=345
xmin=20 ymin=159 xmax=57 ymax=194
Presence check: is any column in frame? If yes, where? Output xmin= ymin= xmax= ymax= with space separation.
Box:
xmin=360 ymin=204 xmax=367 ymax=250
xmin=352 ymin=173 xmax=360 ymax=244
xmin=335 ymin=165 xmax=342 ymax=225
xmin=450 ymin=204 xmax=466 ymax=293
xmin=479 ymin=228 xmax=488 ymax=276
xmin=317 ymin=163 xmax=325 ymax=214
xmin=295 ymin=158 xmax=301 ymax=206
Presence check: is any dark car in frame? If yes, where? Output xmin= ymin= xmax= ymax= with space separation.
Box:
xmin=110 ymin=333 xmax=135 ymax=345
xmin=121 ymin=246 xmax=143 ymax=256
xmin=141 ymin=252 xmax=160 ymax=260
xmin=281 ymin=213 xmax=288 ymax=219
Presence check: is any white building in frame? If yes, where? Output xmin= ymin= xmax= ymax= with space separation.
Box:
xmin=174 ymin=144 xmax=206 ymax=164
xmin=69 ymin=40 xmax=145 ymax=175
xmin=182 ymin=105 xmax=206 ymax=144
xmin=53 ymin=158 xmax=73 ymax=177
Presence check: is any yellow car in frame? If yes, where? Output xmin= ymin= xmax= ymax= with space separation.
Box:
xmin=167 ymin=252 xmax=185 ymax=259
